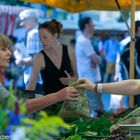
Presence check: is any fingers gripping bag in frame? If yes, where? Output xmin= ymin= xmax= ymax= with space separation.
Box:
xmin=58 ymin=80 xmax=90 ymax=121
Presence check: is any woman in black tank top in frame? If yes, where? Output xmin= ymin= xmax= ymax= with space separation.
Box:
xmin=40 ymin=45 xmax=73 ymax=94
xmin=27 ymin=19 xmax=77 ymax=115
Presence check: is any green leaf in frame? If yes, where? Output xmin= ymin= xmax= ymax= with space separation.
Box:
xmin=66 ymin=135 xmax=82 ymax=140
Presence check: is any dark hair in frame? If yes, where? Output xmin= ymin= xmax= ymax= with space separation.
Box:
xmin=39 ymin=19 xmax=63 ymax=38
xmin=135 ymin=20 xmax=140 ymax=33
xmin=70 ymin=38 xmax=76 ymax=45
xmin=78 ymin=17 xmax=91 ymax=31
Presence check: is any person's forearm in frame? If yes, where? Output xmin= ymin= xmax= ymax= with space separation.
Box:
xmin=92 ymin=54 xmax=101 ymax=64
xmin=102 ymin=80 xmax=140 ymax=95
xmin=27 ymin=81 xmax=36 ymax=90
xmin=26 ymin=93 xmax=61 ymax=114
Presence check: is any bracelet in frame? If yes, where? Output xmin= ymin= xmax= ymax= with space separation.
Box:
xmin=97 ymin=84 xmax=103 ymax=93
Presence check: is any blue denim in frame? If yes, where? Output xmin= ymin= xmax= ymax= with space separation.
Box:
xmin=85 ymin=89 xmax=103 ymax=118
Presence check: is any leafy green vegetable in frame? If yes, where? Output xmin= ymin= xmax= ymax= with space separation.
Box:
xmin=22 ymin=111 xmax=71 ymax=140
xmin=62 ymin=115 xmax=113 ymax=139
xmin=65 ymin=135 xmax=82 ymax=140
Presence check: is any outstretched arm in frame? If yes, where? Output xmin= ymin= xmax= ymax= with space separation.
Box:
xmin=103 ymin=80 xmax=140 ymax=95
xmin=26 ymin=87 xmax=79 ymax=114
xmin=76 ymin=79 xmax=140 ymax=96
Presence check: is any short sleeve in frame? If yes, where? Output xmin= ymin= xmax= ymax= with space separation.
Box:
xmin=0 ymin=83 xmax=9 ymax=102
xmin=27 ymin=29 xmax=43 ymax=55
xmin=81 ymin=39 xmax=95 ymax=57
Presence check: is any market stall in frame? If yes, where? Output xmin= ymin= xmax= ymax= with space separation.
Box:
xmin=24 ymin=0 xmax=140 ymax=108
xmin=1 ymin=0 xmax=140 ymax=139
xmin=2 ymin=80 xmax=140 ymax=140
xmin=0 ymin=5 xmax=30 ymax=35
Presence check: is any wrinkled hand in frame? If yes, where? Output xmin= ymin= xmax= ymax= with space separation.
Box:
xmin=75 ymin=78 xmax=95 ymax=91
xmin=57 ymin=87 xmax=80 ymax=101
xmin=59 ymin=70 xmax=73 ymax=85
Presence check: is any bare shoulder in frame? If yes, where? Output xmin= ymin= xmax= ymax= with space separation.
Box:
xmin=34 ymin=52 xmax=44 ymax=61
xmin=33 ymin=52 xmax=45 ymax=67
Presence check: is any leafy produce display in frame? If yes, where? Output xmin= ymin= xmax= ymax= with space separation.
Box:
xmin=61 ymin=113 xmax=113 ymax=139
xmin=60 ymin=107 xmax=140 ymax=140
xmin=58 ymin=81 xmax=140 ymax=139
xmin=2 ymin=85 xmax=140 ymax=139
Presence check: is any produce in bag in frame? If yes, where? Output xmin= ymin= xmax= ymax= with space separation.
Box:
xmin=58 ymin=80 xmax=90 ymax=120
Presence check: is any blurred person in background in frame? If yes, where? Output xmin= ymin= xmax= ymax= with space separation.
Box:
xmin=75 ymin=17 xmax=103 ymax=118
xmin=103 ymin=33 xmax=120 ymax=83
xmin=15 ymin=9 xmax=43 ymax=92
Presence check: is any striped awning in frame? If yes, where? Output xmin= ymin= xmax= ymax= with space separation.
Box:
xmin=0 ymin=5 xmax=29 ymax=15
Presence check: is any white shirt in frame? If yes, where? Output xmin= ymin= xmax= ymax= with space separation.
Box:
xmin=15 ymin=26 xmax=43 ymax=85
xmin=27 ymin=25 xmax=43 ymax=55
xmin=76 ymin=34 xmax=101 ymax=82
